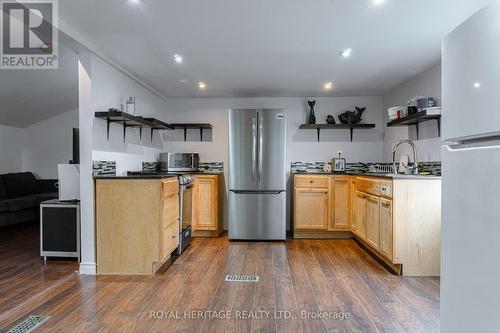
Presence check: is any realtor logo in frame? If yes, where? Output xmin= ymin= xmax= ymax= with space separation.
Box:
xmin=1 ymin=0 xmax=58 ymax=69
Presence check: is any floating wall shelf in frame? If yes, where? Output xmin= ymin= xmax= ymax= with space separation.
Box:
xmin=95 ymin=112 xmax=214 ymax=142
xmin=170 ymin=123 xmax=213 ymax=142
xmin=299 ymin=123 xmax=376 ymax=142
xmin=387 ymin=110 xmax=441 ymax=140
xmin=95 ymin=112 xmax=173 ymax=142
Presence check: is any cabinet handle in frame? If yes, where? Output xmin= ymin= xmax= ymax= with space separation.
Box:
xmin=310 ymin=180 xmax=314 ymax=183
xmin=172 ymin=235 xmax=176 ymax=239
xmin=382 ymin=202 xmax=390 ymax=208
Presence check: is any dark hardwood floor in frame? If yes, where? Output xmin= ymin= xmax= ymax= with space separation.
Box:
xmin=0 ymin=224 xmax=439 ymax=332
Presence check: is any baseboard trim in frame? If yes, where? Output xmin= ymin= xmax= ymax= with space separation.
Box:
xmin=79 ymin=262 xmax=97 ymax=275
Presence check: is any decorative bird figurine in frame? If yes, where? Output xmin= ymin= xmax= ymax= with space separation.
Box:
xmin=307 ymin=100 xmax=316 ymax=124
xmin=338 ymin=106 xmax=366 ymax=124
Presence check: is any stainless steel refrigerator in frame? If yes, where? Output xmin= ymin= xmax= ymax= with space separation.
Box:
xmin=441 ymin=1 xmax=500 ymax=332
xmin=228 ymin=109 xmax=287 ymax=240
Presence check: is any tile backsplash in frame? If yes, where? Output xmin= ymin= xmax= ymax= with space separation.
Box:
xmin=199 ymin=162 xmax=224 ymax=172
xmin=291 ymin=161 xmax=441 ymax=175
xmin=141 ymin=161 xmax=224 ymax=172
xmin=93 ymin=160 xmax=116 ymax=176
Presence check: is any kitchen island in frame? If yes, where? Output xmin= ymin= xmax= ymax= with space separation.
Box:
xmin=95 ymin=175 xmax=180 ymax=274
xmin=293 ymin=172 xmax=441 ymax=276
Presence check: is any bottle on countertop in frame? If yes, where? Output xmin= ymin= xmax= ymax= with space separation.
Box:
xmin=126 ymin=97 xmax=136 ymax=115
xmin=332 ymin=152 xmax=346 ymax=172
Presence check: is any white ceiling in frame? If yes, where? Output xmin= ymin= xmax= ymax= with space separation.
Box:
xmin=58 ymin=0 xmax=492 ymax=98
xmin=0 ymin=43 xmax=78 ymax=127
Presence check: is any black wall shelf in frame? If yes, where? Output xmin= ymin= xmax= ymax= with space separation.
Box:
xmin=95 ymin=112 xmax=214 ymax=142
xmin=170 ymin=123 xmax=213 ymax=142
xmin=95 ymin=112 xmax=173 ymax=142
xmin=299 ymin=123 xmax=376 ymax=142
xmin=387 ymin=110 xmax=441 ymax=140
xmin=139 ymin=117 xmax=173 ymax=141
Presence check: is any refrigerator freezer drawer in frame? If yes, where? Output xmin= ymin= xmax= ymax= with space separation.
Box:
xmin=228 ymin=191 xmax=286 ymax=240
xmin=441 ymin=143 xmax=500 ymax=332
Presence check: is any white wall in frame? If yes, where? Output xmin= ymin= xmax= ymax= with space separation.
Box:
xmin=163 ymin=96 xmax=384 ymax=230
xmin=163 ymin=97 xmax=384 ymax=163
xmin=23 ymin=109 xmax=79 ymax=179
xmin=383 ymin=62 xmax=442 ymax=162
xmin=91 ymin=55 xmax=168 ymax=175
xmin=0 ymin=125 xmax=25 ymax=174
xmin=78 ymin=53 xmax=170 ymax=275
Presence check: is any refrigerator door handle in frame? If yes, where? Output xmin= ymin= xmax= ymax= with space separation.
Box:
xmin=258 ymin=110 xmax=263 ymax=186
xmin=252 ymin=116 xmax=257 ymax=181
xmin=229 ymin=190 xmax=285 ymax=194
xmin=443 ymin=136 xmax=500 ymax=152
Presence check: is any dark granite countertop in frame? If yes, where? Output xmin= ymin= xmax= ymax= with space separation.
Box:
xmin=94 ymin=170 xmax=223 ymax=180
xmin=94 ymin=174 xmax=179 ymax=180
xmin=292 ymin=171 xmax=441 ymax=180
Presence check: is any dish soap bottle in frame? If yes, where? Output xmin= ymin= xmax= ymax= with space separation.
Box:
xmin=126 ymin=97 xmax=136 ymax=115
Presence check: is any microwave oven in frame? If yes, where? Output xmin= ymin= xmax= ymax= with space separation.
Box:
xmin=159 ymin=153 xmax=200 ymax=172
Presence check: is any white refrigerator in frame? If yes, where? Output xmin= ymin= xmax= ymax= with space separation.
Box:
xmin=441 ymin=1 xmax=500 ymax=332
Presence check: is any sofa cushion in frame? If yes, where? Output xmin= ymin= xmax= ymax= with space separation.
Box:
xmin=0 ymin=176 xmax=6 ymax=200
xmin=3 ymin=172 xmax=40 ymax=198
xmin=36 ymin=192 xmax=58 ymax=203
xmin=5 ymin=195 xmax=38 ymax=212
xmin=0 ymin=200 xmax=8 ymax=213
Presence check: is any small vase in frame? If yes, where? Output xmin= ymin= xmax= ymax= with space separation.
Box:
xmin=307 ymin=100 xmax=316 ymax=124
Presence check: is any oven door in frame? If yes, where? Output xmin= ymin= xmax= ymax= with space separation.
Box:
xmin=177 ymin=182 xmax=193 ymax=254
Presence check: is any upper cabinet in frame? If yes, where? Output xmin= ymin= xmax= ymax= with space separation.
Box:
xmin=442 ymin=0 xmax=500 ymax=140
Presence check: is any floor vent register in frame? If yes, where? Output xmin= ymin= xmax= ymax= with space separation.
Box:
xmin=7 ymin=316 xmax=50 ymax=333
xmin=225 ymin=275 xmax=259 ymax=282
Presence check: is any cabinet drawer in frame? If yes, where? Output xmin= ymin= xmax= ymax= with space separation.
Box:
xmin=380 ymin=181 xmax=393 ymax=198
xmin=295 ymin=175 xmax=329 ymax=188
xmin=163 ymin=222 xmax=179 ymax=259
xmin=163 ymin=194 xmax=179 ymax=229
xmin=162 ymin=179 xmax=178 ymax=198
xmin=355 ymin=177 xmax=381 ymax=196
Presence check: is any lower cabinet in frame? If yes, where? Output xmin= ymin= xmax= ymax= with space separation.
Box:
xmin=354 ymin=190 xmax=367 ymax=238
xmin=294 ymin=187 xmax=329 ymax=230
xmin=190 ymin=174 xmax=223 ymax=237
xmin=379 ymin=198 xmax=393 ymax=261
xmin=161 ymin=178 xmax=180 ymax=262
xmin=330 ymin=177 xmax=350 ymax=230
xmin=293 ymin=174 xmax=441 ymax=276
xmin=95 ymin=178 xmax=179 ymax=274
xmin=365 ymin=193 xmax=380 ymax=250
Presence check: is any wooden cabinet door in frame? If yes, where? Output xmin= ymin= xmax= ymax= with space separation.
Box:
xmin=379 ymin=198 xmax=393 ymax=261
xmin=294 ymin=188 xmax=329 ymax=230
xmin=162 ymin=193 xmax=179 ymax=229
xmin=354 ymin=191 xmax=367 ymax=238
xmin=192 ymin=176 xmax=218 ymax=231
xmin=330 ymin=177 xmax=350 ymax=230
xmin=365 ymin=193 xmax=380 ymax=250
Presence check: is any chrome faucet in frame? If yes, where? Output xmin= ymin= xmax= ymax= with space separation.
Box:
xmin=392 ymin=140 xmax=419 ymax=175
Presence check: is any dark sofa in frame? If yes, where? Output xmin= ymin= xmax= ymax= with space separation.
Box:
xmin=0 ymin=172 xmax=58 ymax=228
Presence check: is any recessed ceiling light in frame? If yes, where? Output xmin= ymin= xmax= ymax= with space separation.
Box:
xmin=174 ymin=54 xmax=183 ymax=64
xmin=128 ymin=0 xmax=140 ymax=5
xmin=474 ymin=82 xmax=481 ymax=88
xmin=340 ymin=48 xmax=352 ymax=58
xmin=324 ymin=82 xmax=334 ymax=90
xmin=198 ymin=82 xmax=207 ymax=90
xmin=373 ymin=0 xmax=386 ymax=6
